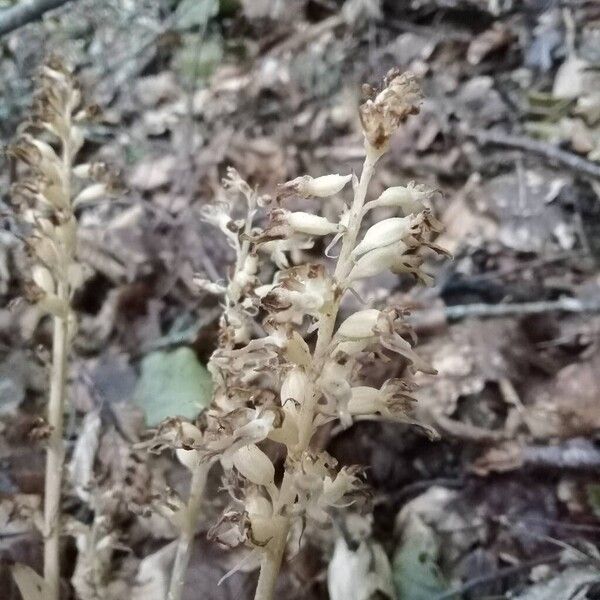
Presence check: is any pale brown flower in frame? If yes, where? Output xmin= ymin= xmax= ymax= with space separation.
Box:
xmin=359 ymin=69 xmax=423 ymax=153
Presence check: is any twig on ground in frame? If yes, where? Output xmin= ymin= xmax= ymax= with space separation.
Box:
xmin=0 ymin=0 xmax=73 ymax=37
xmin=523 ymin=438 xmax=600 ymax=473
xmin=466 ymin=251 xmax=586 ymax=284
xmin=409 ymin=297 xmax=600 ymax=333
xmin=263 ymin=14 xmax=345 ymax=57
xmin=415 ymin=297 xmax=600 ymax=327
xmin=467 ymin=128 xmax=600 ymax=180
xmin=433 ymin=554 xmax=566 ymax=600
xmin=445 ymin=297 xmax=600 ymax=320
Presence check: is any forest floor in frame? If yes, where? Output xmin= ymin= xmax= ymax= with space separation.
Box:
xmin=1 ymin=1 xmax=600 ymax=599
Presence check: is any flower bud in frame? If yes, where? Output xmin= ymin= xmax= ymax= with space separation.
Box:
xmin=175 ymin=422 xmax=204 ymax=471
xmin=291 ymin=173 xmax=352 ymax=198
xmin=73 ymin=183 xmax=107 ymax=207
xmin=72 ymin=162 xmax=108 ymax=179
xmin=347 ymin=386 xmax=380 ymax=415
xmin=281 ymin=367 xmax=309 ymax=406
xmin=32 ymin=265 xmax=55 ymax=295
xmin=245 ymin=494 xmax=272 ymax=519
xmin=337 ymin=309 xmax=381 ymax=339
xmin=286 ymin=212 xmax=339 ymax=236
xmin=347 ymin=245 xmax=398 ymax=282
xmin=232 ymin=444 xmax=275 ymax=487
xmin=28 ymin=136 xmax=61 ymax=166
xmin=351 ymin=217 xmax=411 ymax=259
xmin=370 ymin=183 xmax=431 ymax=214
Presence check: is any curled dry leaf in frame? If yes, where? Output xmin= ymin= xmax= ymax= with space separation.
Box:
xmin=524 ymin=354 xmax=600 ymax=439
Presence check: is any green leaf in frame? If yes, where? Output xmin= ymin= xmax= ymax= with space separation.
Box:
xmin=174 ymin=0 xmax=219 ymax=30
xmin=586 ymin=483 xmax=600 ymax=519
xmin=173 ymin=33 xmax=224 ymax=84
xmin=393 ymin=517 xmax=451 ymax=600
xmin=134 ymin=347 xmax=212 ymax=426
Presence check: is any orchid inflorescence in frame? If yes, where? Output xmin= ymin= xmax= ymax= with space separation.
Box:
xmin=169 ymin=68 xmax=448 ymax=600
xmin=8 ymin=59 xmax=118 ymax=600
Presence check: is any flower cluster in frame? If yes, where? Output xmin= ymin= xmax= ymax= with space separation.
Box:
xmin=8 ymin=59 xmax=119 ymax=600
xmin=186 ymin=69 xmax=448 ymax=600
xmin=359 ymin=68 xmax=423 ymax=154
xmin=10 ymin=58 xmax=116 ymax=323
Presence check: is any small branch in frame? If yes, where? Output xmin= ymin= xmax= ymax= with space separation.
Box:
xmin=467 ymin=128 xmax=600 ymax=180
xmin=445 ymin=297 xmax=600 ymax=320
xmin=433 ymin=554 xmax=566 ymax=600
xmin=264 ymin=14 xmax=345 ymax=57
xmin=523 ymin=438 xmax=600 ymax=473
xmin=412 ymin=297 xmax=600 ymax=329
xmin=0 ymin=0 xmax=74 ymax=37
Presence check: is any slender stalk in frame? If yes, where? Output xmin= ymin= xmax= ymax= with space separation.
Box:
xmin=43 ymin=281 xmax=69 ymax=600
xmin=43 ymin=127 xmax=74 ymax=599
xmin=166 ymin=174 xmax=259 ymax=597
xmin=333 ymin=153 xmax=378 ymax=281
xmin=167 ymin=462 xmax=209 ymax=600
xmin=254 ymin=153 xmax=379 ymax=600
xmin=253 ymin=518 xmax=290 ymax=600
xmin=297 ymin=152 xmax=378 ymax=452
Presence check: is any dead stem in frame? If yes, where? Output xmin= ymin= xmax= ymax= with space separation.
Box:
xmin=167 ymin=462 xmax=209 ymax=600
xmin=43 ymin=289 xmax=69 ymax=600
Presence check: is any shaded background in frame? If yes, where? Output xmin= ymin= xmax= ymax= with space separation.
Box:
xmin=1 ymin=0 xmax=600 ymax=598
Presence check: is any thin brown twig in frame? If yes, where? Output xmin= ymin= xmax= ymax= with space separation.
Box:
xmin=467 ymin=128 xmax=600 ymax=181
xmin=433 ymin=554 xmax=568 ymax=600
xmin=409 ymin=297 xmax=600 ymax=332
xmin=264 ymin=14 xmax=345 ymax=57
xmin=523 ymin=439 xmax=600 ymax=472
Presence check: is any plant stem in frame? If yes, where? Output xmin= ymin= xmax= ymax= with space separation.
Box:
xmin=253 ymin=517 xmax=290 ymax=600
xmin=42 ymin=120 xmax=74 ymax=600
xmin=43 ymin=281 xmax=69 ymax=600
xmin=297 ymin=152 xmax=378 ymax=453
xmin=167 ymin=462 xmax=209 ymax=600
xmin=255 ymin=151 xmax=379 ymax=600
xmin=314 ymin=152 xmax=377 ymax=363
xmin=333 ymin=153 xmax=377 ymax=282
xmin=270 ymin=152 xmax=377 ymax=600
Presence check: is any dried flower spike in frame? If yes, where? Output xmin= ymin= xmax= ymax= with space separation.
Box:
xmin=171 ymin=70 xmax=446 ymax=600
xmin=359 ymin=69 xmax=423 ymax=155
xmin=9 ymin=59 xmax=115 ymax=600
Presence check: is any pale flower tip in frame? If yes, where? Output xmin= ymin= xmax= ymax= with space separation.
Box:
xmin=286 ymin=211 xmax=339 ymax=236
xmin=176 ymin=447 xmax=200 ymax=470
xmin=373 ymin=183 xmax=432 ymax=214
xmin=359 ymin=69 xmax=423 ymax=152
xmin=351 ymin=217 xmax=411 ymax=259
xmin=193 ymin=276 xmax=226 ymax=296
xmin=283 ymin=173 xmax=352 ymax=198
xmin=31 ymin=264 xmax=55 ymax=295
